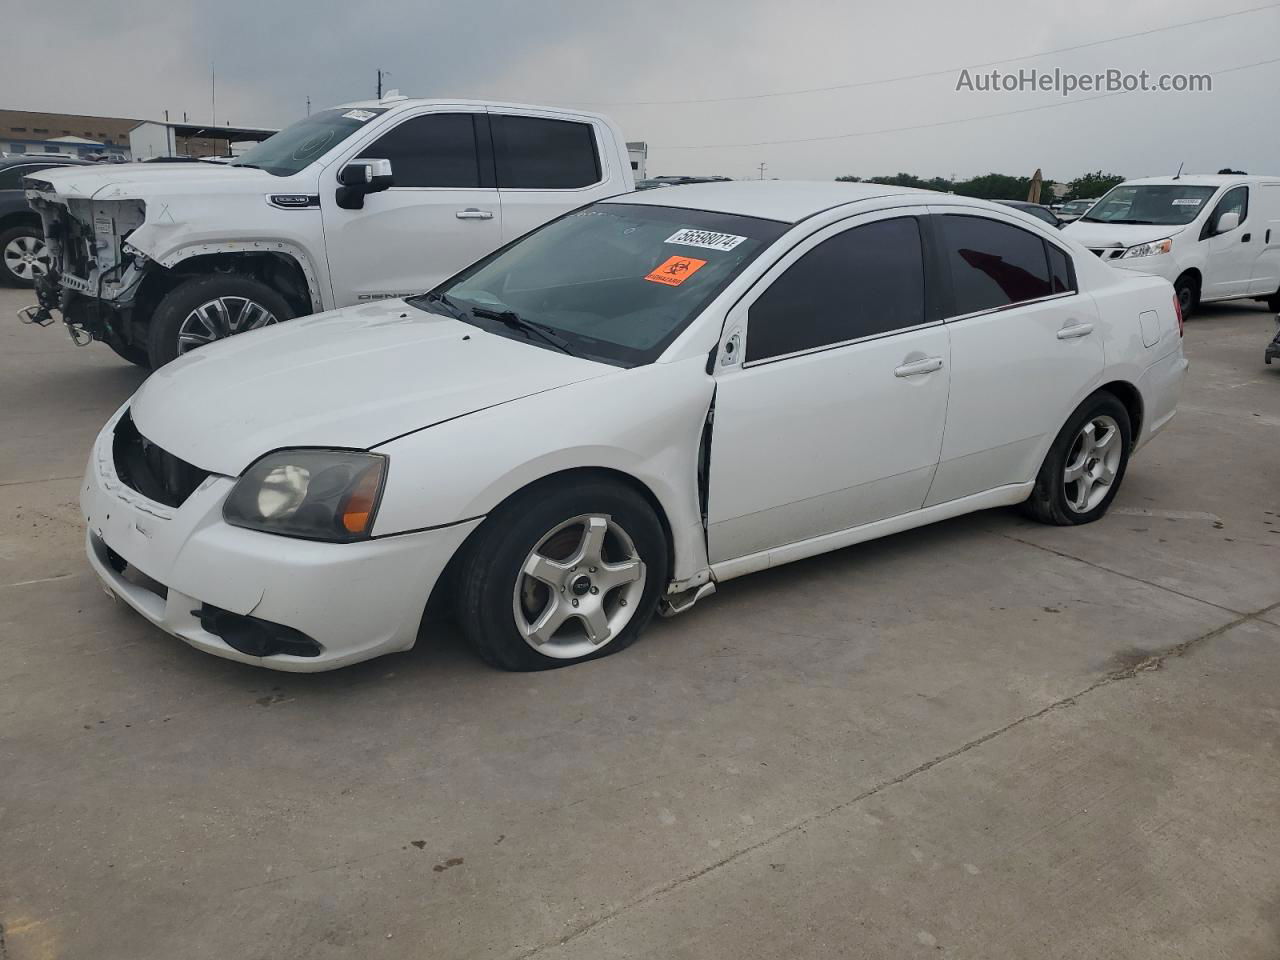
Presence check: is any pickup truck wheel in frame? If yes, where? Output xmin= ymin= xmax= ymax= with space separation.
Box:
xmin=455 ymin=479 xmax=668 ymax=671
xmin=0 ymin=224 xmax=50 ymax=288
xmin=147 ymin=274 xmax=293 ymax=368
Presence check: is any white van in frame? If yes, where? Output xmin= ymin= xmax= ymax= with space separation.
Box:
xmin=1064 ymin=175 xmax=1280 ymax=316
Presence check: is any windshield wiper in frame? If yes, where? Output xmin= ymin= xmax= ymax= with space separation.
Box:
xmin=230 ymin=162 xmax=262 ymax=169
xmin=470 ymin=306 xmax=576 ymax=357
xmin=418 ymin=290 xmax=469 ymax=321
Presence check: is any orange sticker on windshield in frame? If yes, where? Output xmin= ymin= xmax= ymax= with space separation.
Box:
xmin=645 ymin=255 xmax=707 ymax=286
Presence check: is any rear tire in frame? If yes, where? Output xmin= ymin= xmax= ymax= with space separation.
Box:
xmin=1022 ymin=391 xmax=1132 ymax=526
xmin=147 ymin=274 xmax=293 ymax=368
xmin=454 ymin=478 xmax=668 ymax=671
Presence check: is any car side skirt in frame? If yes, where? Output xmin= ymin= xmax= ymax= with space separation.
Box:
xmin=710 ymin=482 xmax=1034 ymax=582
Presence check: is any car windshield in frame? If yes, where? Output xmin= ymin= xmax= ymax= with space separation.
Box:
xmin=231 ymin=107 xmax=387 ymax=176
xmin=1081 ymin=185 xmax=1218 ymax=225
xmin=411 ymin=202 xmax=787 ymax=366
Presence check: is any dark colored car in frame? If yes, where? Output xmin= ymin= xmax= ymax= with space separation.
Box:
xmin=995 ymin=199 xmax=1066 ymax=229
xmin=1266 ymin=323 xmax=1280 ymax=365
xmin=0 ymin=155 xmax=93 ymax=287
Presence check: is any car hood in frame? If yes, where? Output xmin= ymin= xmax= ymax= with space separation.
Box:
xmin=26 ymin=162 xmax=275 ymax=201
xmin=1062 ymin=221 xmax=1187 ymax=249
xmin=128 ymin=299 xmax=615 ymax=475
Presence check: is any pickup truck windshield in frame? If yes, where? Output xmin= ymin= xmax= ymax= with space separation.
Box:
xmin=1081 ymin=184 xmax=1218 ymax=225
xmin=232 ymin=108 xmax=388 ymax=177
xmin=412 ymin=202 xmax=787 ymax=367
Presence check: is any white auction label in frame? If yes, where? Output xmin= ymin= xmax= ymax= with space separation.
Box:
xmin=665 ymin=228 xmax=746 ymax=251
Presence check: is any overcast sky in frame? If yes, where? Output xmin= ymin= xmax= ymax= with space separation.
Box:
xmin=4 ymin=0 xmax=1278 ymax=183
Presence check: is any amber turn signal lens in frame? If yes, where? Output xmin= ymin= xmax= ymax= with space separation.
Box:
xmin=340 ymin=462 xmax=385 ymax=534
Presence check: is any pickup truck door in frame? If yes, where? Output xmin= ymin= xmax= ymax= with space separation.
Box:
xmin=488 ymin=108 xmax=620 ymax=244
xmin=321 ymin=111 xmax=502 ymax=306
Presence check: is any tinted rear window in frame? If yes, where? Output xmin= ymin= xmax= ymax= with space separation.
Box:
xmin=491 ymin=115 xmax=601 ymax=189
xmin=939 ymin=214 xmax=1052 ymax=315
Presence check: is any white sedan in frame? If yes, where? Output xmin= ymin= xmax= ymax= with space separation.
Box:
xmin=81 ymin=182 xmax=1188 ymax=672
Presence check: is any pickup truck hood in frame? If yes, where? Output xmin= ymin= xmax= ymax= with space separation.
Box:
xmin=128 ymin=299 xmax=614 ymax=475
xmin=1062 ymin=221 xmax=1187 ymax=249
xmin=27 ymin=162 xmax=276 ymax=201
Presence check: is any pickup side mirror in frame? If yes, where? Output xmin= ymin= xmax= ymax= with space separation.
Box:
xmin=1215 ymin=210 xmax=1241 ymax=235
xmin=335 ymin=158 xmax=394 ymax=210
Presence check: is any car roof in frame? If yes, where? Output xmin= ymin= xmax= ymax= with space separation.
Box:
xmin=608 ymin=179 xmax=948 ymax=223
xmin=336 ymin=97 xmax=619 ymax=125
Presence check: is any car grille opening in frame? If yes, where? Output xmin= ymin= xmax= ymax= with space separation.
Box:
xmin=112 ymin=412 xmax=211 ymax=508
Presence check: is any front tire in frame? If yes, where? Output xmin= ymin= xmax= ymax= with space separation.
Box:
xmin=455 ymin=478 xmax=669 ymax=671
xmin=1173 ymin=274 xmax=1198 ymax=320
xmin=1023 ymin=391 xmax=1132 ymax=526
xmin=147 ymin=274 xmax=293 ymax=368
xmin=0 ymin=224 xmax=50 ymax=288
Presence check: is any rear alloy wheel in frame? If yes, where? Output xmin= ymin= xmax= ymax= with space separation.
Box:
xmin=456 ymin=479 xmax=668 ymax=671
xmin=1023 ymin=391 xmax=1132 ymax=526
xmin=0 ymin=226 xmax=50 ymax=288
xmin=147 ymin=274 xmax=294 ymax=368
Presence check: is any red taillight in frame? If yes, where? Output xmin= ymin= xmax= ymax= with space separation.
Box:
xmin=1173 ymin=293 xmax=1184 ymax=337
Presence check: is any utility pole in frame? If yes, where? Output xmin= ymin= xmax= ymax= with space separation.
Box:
xmin=211 ymin=61 xmax=216 ymax=126
xmin=757 ymin=162 xmax=767 ymax=180
xmin=306 ymin=96 xmax=311 ymax=116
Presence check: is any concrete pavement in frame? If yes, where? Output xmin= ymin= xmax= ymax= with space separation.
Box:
xmin=2 ymin=287 xmax=1278 ymax=959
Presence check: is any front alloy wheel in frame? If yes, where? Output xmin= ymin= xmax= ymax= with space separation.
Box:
xmin=513 ymin=514 xmax=647 ymax=659
xmin=177 ymin=296 xmax=279 ymax=354
xmin=455 ymin=478 xmax=668 ymax=671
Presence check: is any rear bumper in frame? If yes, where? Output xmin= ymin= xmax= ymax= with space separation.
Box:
xmin=82 ymin=412 xmax=481 ymax=671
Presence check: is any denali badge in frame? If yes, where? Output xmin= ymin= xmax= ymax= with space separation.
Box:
xmin=268 ymin=194 xmax=320 ymax=209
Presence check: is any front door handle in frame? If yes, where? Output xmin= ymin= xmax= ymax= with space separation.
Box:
xmin=1242 ymin=233 xmax=1251 ymax=243
xmin=893 ymin=356 xmax=944 ymax=378
xmin=455 ymin=208 xmax=494 ymax=220
xmin=1057 ymin=322 xmax=1094 ymax=340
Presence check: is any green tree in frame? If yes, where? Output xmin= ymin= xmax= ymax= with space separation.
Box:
xmin=1065 ymin=171 xmax=1125 ymax=201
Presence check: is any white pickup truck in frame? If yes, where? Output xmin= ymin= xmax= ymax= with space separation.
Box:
xmin=21 ymin=97 xmax=633 ymax=367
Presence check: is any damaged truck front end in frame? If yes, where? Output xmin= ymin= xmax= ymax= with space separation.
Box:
xmin=22 ymin=177 xmax=150 ymax=361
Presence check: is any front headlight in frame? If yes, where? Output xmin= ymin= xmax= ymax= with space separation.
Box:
xmin=223 ymin=450 xmax=387 ymax=542
xmin=1122 ymin=238 xmax=1173 ymax=258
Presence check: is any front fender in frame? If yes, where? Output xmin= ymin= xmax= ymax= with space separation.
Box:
xmin=372 ymin=356 xmax=714 ymax=584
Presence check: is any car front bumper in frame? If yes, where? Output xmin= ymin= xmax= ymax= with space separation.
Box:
xmin=81 ymin=411 xmax=481 ymax=671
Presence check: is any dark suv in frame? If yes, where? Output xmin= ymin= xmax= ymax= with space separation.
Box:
xmin=0 ymin=155 xmax=92 ymax=287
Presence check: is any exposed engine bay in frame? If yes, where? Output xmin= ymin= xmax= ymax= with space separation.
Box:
xmin=24 ymin=179 xmax=148 ymax=347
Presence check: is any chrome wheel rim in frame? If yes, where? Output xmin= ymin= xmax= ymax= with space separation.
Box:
xmin=177 ymin=296 xmax=278 ymax=354
xmin=1063 ymin=414 xmax=1122 ymax=513
xmin=3 ymin=234 xmax=49 ymax=281
xmin=512 ymin=513 xmax=646 ymax=660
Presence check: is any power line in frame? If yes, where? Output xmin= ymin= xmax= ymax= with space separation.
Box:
xmin=581 ymin=2 xmax=1280 ymax=107
xmin=657 ymin=55 xmax=1280 ymax=150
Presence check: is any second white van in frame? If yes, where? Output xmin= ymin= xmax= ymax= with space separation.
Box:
xmin=1065 ymin=174 xmax=1280 ymax=317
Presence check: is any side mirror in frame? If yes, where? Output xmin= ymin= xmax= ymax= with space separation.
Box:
xmin=335 ymin=158 xmax=394 ymax=210
xmin=1215 ymin=210 xmax=1240 ymax=234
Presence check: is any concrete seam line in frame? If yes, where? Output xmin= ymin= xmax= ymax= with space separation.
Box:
xmin=0 ymin=474 xmax=82 ymax=488
xmin=0 ymin=573 xmax=79 ymax=590
xmin=513 ymin=600 xmax=1279 ymax=960
xmin=997 ymin=531 xmax=1245 ymax=617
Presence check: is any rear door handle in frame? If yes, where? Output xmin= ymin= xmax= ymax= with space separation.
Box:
xmin=893 ymin=356 xmax=944 ymax=378
xmin=1057 ymin=322 xmax=1094 ymax=340
xmin=455 ymin=208 xmax=494 ymax=220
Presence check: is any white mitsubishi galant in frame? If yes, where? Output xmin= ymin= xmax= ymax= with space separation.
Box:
xmin=82 ymin=181 xmax=1187 ymax=672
